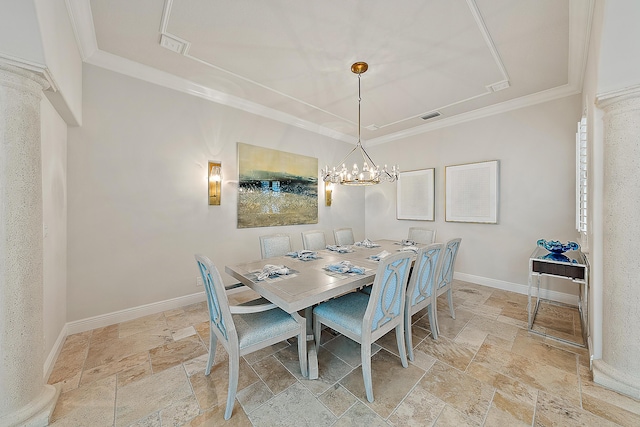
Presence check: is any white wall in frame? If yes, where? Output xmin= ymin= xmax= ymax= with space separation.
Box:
xmin=597 ymin=0 xmax=640 ymax=93
xmin=35 ymin=0 xmax=83 ymax=126
xmin=366 ymin=95 xmax=582 ymax=293
xmin=0 ymin=0 xmax=45 ymax=65
xmin=67 ymin=64 xmax=363 ymax=321
xmin=41 ymin=96 xmax=67 ymax=366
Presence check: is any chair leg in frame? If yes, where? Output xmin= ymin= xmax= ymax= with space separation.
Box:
xmin=447 ymin=287 xmax=455 ymax=319
xmin=313 ymin=315 xmax=322 ymax=352
xmin=395 ymin=324 xmax=408 ymax=368
xmin=427 ymin=305 xmax=438 ymax=340
xmin=405 ymin=308 xmax=414 ymax=362
xmin=205 ymin=328 xmax=218 ymax=376
xmin=361 ymin=342 xmax=374 ymax=403
xmin=224 ymin=354 xmax=239 ymax=420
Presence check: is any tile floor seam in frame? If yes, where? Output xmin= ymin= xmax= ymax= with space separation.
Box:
xmin=384 ymin=369 xmax=428 ymax=422
xmin=480 ymin=387 xmax=498 ymax=427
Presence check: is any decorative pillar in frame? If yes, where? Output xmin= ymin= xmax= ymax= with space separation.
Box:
xmin=592 ymin=86 xmax=640 ymax=399
xmin=0 ymin=64 xmax=60 ymax=426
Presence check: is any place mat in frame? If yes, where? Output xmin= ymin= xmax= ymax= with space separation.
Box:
xmin=326 ymin=245 xmax=354 ymax=253
xmin=286 ymin=250 xmax=319 ymax=261
xmin=248 ymin=265 xmax=300 ymax=282
xmin=368 ymin=250 xmax=391 ymax=261
xmin=354 ymin=238 xmax=380 ymax=248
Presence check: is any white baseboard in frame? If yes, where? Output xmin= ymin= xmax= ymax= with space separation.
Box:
xmin=44 ymin=324 xmax=68 ymax=382
xmin=454 ymin=272 xmax=579 ymax=306
xmin=66 ymin=291 xmax=207 ymax=335
xmin=44 ymin=291 xmax=208 ymax=379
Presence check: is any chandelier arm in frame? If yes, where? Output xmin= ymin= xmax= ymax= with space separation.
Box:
xmin=335 ymin=144 xmax=360 ymax=168
xmin=358 ymin=145 xmax=379 ymax=169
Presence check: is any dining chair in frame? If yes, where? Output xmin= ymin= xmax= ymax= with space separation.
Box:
xmin=434 ymin=238 xmax=462 ymax=333
xmin=408 ymin=227 xmax=436 ymax=244
xmin=333 ymin=227 xmax=355 ymax=246
xmin=259 ymin=233 xmax=292 ymax=259
xmin=404 ymin=243 xmax=444 ymax=361
xmin=301 ymin=229 xmax=327 ymax=250
xmin=195 ymin=254 xmax=308 ymax=420
xmin=313 ymin=251 xmax=413 ymax=402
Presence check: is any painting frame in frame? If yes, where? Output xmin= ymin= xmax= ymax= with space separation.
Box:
xmin=237 ymin=143 xmax=318 ymax=228
xmin=396 ymin=168 xmax=435 ymax=221
xmin=445 ymin=160 xmax=499 ymax=224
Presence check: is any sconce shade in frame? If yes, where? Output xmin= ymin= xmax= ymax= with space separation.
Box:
xmin=325 ymin=182 xmax=332 ymax=206
xmin=209 ymin=161 xmax=222 ymax=205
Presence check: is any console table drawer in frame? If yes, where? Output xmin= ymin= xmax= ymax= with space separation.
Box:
xmin=532 ymin=260 xmax=585 ymax=280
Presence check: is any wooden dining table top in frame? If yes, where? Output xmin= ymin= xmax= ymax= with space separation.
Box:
xmin=224 ymin=239 xmax=422 ymax=313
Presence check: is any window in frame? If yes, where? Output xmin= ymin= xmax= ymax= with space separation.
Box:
xmin=576 ymin=116 xmax=587 ymax=235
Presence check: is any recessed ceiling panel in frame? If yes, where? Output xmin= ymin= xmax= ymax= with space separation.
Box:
xmin=86 ymin=0 xmax=582 ymax=141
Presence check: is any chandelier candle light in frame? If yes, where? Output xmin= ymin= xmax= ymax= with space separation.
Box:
xmin=322 ymin=62 xmax=399 ymax=185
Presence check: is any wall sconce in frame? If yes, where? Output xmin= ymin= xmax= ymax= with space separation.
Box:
xmin=325 ymin=182 xmax=333 ymax=206
xmin=208 ymin=161 xmax=222 ymax=205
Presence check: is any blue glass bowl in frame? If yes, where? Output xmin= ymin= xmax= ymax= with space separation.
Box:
xmin=537 ymin=239 xmax=579 ymax=254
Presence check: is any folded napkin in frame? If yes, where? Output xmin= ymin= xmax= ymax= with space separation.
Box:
xmin=257 ymin=264 xmax=290 ymax=281
xmin=326 ymin=245 xmax=354 ymax=253
xmin=399 ymin=246 xmax=419 ymax=253
xmin=369 ymin=250 xmax=391 ymax=261
xmin=325 ymin=260 xmax=365 ymax=274
xmin=355 ymin=238 xmax=380 ymax=248
xmin=286 ymin=250 xmax=318 ymax=260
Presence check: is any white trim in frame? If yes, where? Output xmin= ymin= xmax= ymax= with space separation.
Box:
xmin=65 ymin=0 xmax=98 ymax=61
xmin=596 ymin=84 xmax=640 ymax=106
xmin=44 ymin=324 xmax=68 ymax=382
xmin=368 ymin=83 xmax=581 ymax=146
xmin=454 ymin=272 xmax=579 ymax=306
xmin=85 ymin=49 xmax=354 ymax=144
xmin=66 ymin=291 xmax=207 ymax=335
xmin=568 ymin=0 xmax=595 ymax=90
xmin=0 ymin=54 xmax=57 ymax=92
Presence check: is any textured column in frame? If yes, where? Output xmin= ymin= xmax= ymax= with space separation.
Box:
xmin=592 ymin=86 xmax=640 ymax=399
xmin=0 ymin=64 xmax=60 ymax=426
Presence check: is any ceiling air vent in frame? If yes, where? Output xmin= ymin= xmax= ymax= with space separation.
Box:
xmin=421 ymin=111 xmax=441 ymax=121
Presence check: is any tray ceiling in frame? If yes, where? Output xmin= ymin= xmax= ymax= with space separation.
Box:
xmin=69 ymin=0 xmax=593 ymax=144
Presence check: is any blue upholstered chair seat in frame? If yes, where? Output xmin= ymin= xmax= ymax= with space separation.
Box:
xmin=233 ymin=308 xmax=301 ymax=350
xmin=312 ymin=291 xmax=370 ymax=336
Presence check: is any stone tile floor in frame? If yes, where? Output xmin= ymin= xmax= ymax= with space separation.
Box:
xmin=47 ymin=281 xmax=640 ymax=426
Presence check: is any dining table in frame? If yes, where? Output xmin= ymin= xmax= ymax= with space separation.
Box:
xmin=224 ymin=239 xmax=423 ymax=379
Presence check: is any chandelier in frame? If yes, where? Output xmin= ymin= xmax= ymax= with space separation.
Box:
xmin=322 ymin=62 xmax=399 ymax=186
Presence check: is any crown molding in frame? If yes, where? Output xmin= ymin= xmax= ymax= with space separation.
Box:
xmin=86 ymin=49 xmax=353 ymax=143
xmin=0 ymin=54 xmax=57 ymax=92
xmin=65 ymin=0 xmax=98 ymax=61
xmin=367 ymin=83 xmax=582 ymax=146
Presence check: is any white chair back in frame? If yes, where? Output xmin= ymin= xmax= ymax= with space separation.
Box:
xmin=301 ymin=230 xmax=327 ymax=250
xmin=408 ymin=227 xmax=436 ymax=244
xmin=259 ymin=233 xmax=292 ymax=259
xmin=333 ymin=228 xmax=355 ymax=246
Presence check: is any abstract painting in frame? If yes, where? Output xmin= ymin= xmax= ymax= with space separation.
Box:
xmin=237 ymin=143 xmax=318 ymax=228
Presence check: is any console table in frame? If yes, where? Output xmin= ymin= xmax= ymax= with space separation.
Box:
xmin=527 ymin=246 xmax=589 ymax=347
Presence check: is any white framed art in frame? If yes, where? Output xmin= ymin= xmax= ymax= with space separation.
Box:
xmin=445 ymin=160 xmax=499 ymax=223
xmin=396 ymin=168 xmax=435 ymax=221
